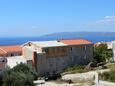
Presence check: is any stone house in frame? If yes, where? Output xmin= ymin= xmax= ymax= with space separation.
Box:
xmin=22 ymin=39 xmax=93 ymax=76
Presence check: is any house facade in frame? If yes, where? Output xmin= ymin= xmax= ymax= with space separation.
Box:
xmin=22 ymin=39 xmax=93 ymax=76
xmin=0 ymin=45 xmax=22 ymax=57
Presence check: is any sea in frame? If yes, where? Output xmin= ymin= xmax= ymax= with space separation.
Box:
xmin=0 ymin=36 xmax=115 ymax=46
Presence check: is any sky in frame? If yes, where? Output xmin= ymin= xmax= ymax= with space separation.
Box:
xmin=0 ymin=0 xmax=115 ymax=37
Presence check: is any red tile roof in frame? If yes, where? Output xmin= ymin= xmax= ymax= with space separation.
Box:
xmin=0 ymin=45 xmax=22 ymax=55
xmin=0 ymin=49 xmax=6 ymax=55
xmin=60 ymin=39 xmax=93 ymax=45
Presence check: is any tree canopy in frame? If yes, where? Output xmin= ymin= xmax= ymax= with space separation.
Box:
xmin=94 ymin=44 xmax=113 ymax=63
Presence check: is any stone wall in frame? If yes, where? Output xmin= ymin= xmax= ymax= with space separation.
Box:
xmin=68 ymin=44 xmax=93 ymax=65
xmin=35 ymin=44 xmax=93 ymax=76
xmin=22 ymin=47 xmax=33 ymax=59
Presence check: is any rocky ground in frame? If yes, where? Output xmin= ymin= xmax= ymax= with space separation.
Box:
xmin=35 ymin=69 xmax=115 ymax=86
xmin=36 ymin=82 xmax=92 ymax=86
xmin=36 ymin=81 xmax=115 ymax=86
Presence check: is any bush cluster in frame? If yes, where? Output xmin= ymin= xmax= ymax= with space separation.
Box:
xmin=99 ymin=69 xmax=115 ymax=82
xmin=62 ymin=65 xmax=87 ymax=74
xmin=94 ymin=44 xmax=113 ymax=63
xmin=0 ymin=63 xmax=38 ymax=86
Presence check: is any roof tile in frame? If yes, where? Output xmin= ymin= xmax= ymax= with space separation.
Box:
xmin=0 ymin=45 xmax=22 ymax=55
xmin=60 ymin=39 xmax=93 ymax=45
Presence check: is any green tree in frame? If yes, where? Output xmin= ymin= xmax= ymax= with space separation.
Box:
xmin=94 ymin=44 xmax=113 ymax=63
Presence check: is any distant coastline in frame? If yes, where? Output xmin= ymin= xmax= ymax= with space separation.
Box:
xmin=0 ymin=32 xmax=115 ymax=46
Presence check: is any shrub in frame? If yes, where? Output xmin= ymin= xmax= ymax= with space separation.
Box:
xmin=2 ymin=71 xmax=35 ymax=86
xmin=63 ymin=65 xmax=87 ymax=74
xmin=1 ymin=63 xmax=38 ymax=86
xmin=12 ymin=63 xmax=38 ymax=80
xmin=94 ymin=44 xmax=113 ymax=63
xmin=99 ymin=69 xmax=115 ymax=82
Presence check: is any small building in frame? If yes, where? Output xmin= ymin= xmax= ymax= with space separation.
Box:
xmin=22 ymin=39 xmax=93 ymax=76
xmin=7 ymin=56 xmax=27 ymax=68
xmin=107 ymin=41 xmax=115 ymax=61
xmin=0 ymin=57 xmax=7 ymax=72
xmin=0 ymin=45 xmax=22 ymax=57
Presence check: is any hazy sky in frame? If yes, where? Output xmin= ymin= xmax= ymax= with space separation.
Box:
xmin=0 ymin=0 xmax=115 ymax=37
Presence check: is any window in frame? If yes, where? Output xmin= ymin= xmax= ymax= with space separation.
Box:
xmin=11 ymin=53 xmax=14 ymax=56
xmin=19 ymin=53 xmax=22 ymax=55
xmin=85 ymin=46 xmax=86 ymax=50
xmin=84 ymin=46 xmax=87 ymax=59
xmin=28 ymin=42 xmax=31 ymax=46
xmin=70 ymin=47 xmax=73 ymax=52
xmin=45 ymin=48 xmax=49 ymax=54
xmin=71 ymin=56 xmax=74 ymax=62
xmin=2 ymin=60 xmax=5 ymax=62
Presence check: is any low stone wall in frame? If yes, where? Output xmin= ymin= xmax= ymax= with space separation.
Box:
xmin=96 ymin=80 xmax=115 ymax=86
xmin=62 ymin=71 xmax=97 ymax=83
xmin=62 ymin=69 xmax=114 ymax=86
